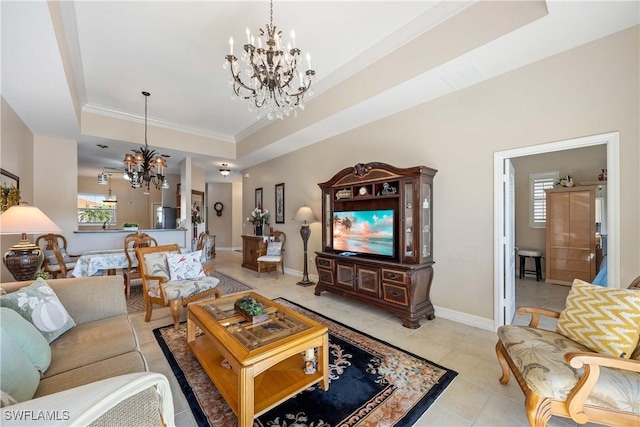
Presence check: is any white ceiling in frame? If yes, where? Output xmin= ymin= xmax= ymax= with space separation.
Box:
xmin=2 ymin=1 xmax=638 ymax=182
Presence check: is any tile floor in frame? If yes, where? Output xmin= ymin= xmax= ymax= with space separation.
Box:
xmin=129 ymin=251 xmax=598 ymax=427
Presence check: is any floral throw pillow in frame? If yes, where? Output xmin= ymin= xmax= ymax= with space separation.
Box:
xmin=166 ymin=250 xmax=205 ymax=281
xmin=0 ymin=278 xmax=76 ymax=343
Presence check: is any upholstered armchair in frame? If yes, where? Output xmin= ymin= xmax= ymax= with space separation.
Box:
xmin=257 ymin=231 xmax=286 ymax=278
xmin=135 ymin=244 xmax=220 ymax=329
xmin=35 ymin=234 xmax=80 ymax=279
xmin=495 ymin=276 xmax=640 ymax=427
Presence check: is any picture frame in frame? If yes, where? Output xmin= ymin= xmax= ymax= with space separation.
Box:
xmin=275 ymin=183 xmax=285 ymax=223
xmin=255 ymin=187 xmax=263 ymax=209
xmin=1 ymin=169 xmax=19 ymax=189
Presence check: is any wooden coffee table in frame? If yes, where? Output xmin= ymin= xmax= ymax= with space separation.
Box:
xmin=186 ymin=292 xmax=329 ymax=427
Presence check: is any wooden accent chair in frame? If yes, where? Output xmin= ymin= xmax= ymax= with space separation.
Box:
xmin=195 ymin=232 xmax=216 ymax=260
xmin=257 ymin=231 xmax=286 ymax=278
xmin=123 ymin=232 xmax=158 ymax=298
xmin=35 ymin=234 xmax=80 ymax=278
xmin=496 ymin=276 xmax=640 ymax=427
xmin=135 ymin=244 xmax=220 ymax=329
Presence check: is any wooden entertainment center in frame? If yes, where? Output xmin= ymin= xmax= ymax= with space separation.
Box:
xmin=314 ymin=162 xmax=437 ymax=328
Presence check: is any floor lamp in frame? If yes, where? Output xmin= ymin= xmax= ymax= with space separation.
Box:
xmin=293 ymin=205 xmax=318 ymax=287
xmin=0 ymin=203 xmax=62 ymax=281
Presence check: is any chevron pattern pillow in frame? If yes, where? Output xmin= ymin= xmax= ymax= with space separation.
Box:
xmin=556 ymin=279 xmax=640 ymax=358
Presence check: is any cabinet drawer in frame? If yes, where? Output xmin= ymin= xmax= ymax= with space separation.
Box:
xmin=382 ymin=269 xmax=406 ymax=285
xmin=318 ymin=269 xmax=334 ymax=286
xmin=317 ymin=257 xmax=334 ymax=270
xmin=383 ymin=284 xmax=408 ymax=306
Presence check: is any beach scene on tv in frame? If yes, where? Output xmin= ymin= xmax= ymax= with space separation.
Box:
xmin=333 ymin=209 xmax=394 ymax=256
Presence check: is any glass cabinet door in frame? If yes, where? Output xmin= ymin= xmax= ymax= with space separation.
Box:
xmin=324 ymin=190 xmax=331 ymax=251
xmin=420 ymin=181 xmax=432 ymax=261
xmin=403 ymin=180 xmax=416 ymax=263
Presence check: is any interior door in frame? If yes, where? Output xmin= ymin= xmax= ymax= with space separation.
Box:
xmin=505 ymin=159 xmax=516 ymax=324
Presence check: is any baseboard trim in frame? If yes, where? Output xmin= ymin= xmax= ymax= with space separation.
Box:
xmin=434 ymin=305 xmax=494 ymax=331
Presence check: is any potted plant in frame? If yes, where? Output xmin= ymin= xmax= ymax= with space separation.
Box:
xmin=234 ymin=295 xmax=268 ymax=323
xmin=123 ymin=222 xmax=139 ymax=231
xmin=33 ymin=269 xmax=50 ymax=280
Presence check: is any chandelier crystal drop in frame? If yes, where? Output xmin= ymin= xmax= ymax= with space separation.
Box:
xmin=123 ymin=91 xmax=168 ymax=194
xmin=223 ymin=0 xmax=315 ymax=120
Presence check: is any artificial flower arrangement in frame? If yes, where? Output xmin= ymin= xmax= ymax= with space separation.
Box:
xmin=191 ymin=202 xmax=204 ymax=226
xmin=247 ymin=207 xmax=270 ymax=226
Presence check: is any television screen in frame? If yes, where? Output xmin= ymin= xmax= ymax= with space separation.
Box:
xmin=333 ymin=209 xmax=395 ymax=257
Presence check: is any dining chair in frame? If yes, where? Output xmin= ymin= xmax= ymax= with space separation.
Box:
xmin=36 ymin=233 xmax=80 ymax=279
xmin=195 ymin=232 xmax=216 ymax=260
xmin=257 ymin=231 xmax=286 ymax=278
xmin=135 ymin=244 xmax=220 ymax=329
xmin=123 ymin=232 xmax=158 ymax=298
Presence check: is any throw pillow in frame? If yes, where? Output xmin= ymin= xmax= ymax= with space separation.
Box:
xmin=0 ymin=308 xmax=51 ymax=373
xmin=43 ymin=248 xmax=71 ymax=266
xmin=266 ymin=241 xmax=282 ymax=256
xmin=0 ymin=326 xmax=41 ymax=403
xmin=556 ymin=279 xmax=640 ymax=358
xmin=0 ymin=278 xmax=76 ymax=343
xmin=166 ymin=250 xmax=205 ymax=281
xmin=143 ymin=251 xmax=179 ymax=281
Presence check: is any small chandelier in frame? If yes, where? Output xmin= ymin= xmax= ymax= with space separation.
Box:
xmin=224 ymin=0 xmax=315 ymax=120
xmin=219 ymin=164 xmax=230 ymax=177
xmin=123 ymin=91 xmax=169 ymax=194
xmin=102 ymin=174 xmax=117 ymax=205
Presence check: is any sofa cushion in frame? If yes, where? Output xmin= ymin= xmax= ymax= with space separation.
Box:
xmin=167 ymin=250 xmax=205 ymax=281
xmin=0 ymin=278 xmax=76 ymax=343
xmin=0 ymin=307 xmax=51 ymax=373
xmin=556 ymin=279 xmax=640 ymax=358
xmin=35 ymin=351 xmax=146 ymax=398
xmin=0 ymin=326 xmax=41 ymax=403
xmin=498 ymin=324 xmax=640 ymax=414
xmin=44 ymin=314 xmax=138 ymax=378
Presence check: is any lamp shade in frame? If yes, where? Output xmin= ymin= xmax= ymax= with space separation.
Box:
xmin=0 ymin=204 xmax=62 ymax=234
xmin=293 ymin=205 xmax=317 ymax=224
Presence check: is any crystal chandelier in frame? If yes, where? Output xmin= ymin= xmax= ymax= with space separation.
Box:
xmin=224 ymin=0 xmax=315 ymax=120
xmin=123 ymin=91 xmax=169 ymax=195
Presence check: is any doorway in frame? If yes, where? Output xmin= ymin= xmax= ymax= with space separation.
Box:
xmin=493 ymin=132 xmax=619 ymax=330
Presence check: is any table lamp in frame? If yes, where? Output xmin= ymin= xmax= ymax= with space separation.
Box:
xmin=0 ymin=203 xmax=62 ymax=281
xmin=293 ymin=205 xmax=318 ymax=287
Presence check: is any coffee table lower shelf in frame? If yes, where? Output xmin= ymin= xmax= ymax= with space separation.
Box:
xmin=187 ymin=335 xmax=325 ymax=420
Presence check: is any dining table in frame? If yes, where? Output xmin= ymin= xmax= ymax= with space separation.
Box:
xmin=72 ymin=247 xmax=192 ymax=278
xmin=71 ymin=249 xmax=136 ymax=278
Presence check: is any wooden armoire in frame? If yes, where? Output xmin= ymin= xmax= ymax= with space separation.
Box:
xmin=544 ymin=185 xmax=597 ymax=285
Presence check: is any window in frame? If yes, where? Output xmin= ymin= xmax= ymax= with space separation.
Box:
xmin=529 ymin=171 xmax=558 ymax=228
xmin=78 ymin=193 xmax=117 ymax=225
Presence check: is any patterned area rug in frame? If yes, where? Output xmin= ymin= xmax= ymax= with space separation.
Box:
xmin=153 ymin=298 xmax=458 ymax=426
xmin=127 ymin=271 xmax=253 ymax=314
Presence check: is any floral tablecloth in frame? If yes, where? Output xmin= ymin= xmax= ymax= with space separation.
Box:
xmin=72 ymin=250 xmax=135 ymax=277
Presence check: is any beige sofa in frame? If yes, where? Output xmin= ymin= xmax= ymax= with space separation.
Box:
xmin=1 ymin=275 xmax=174 ymax=426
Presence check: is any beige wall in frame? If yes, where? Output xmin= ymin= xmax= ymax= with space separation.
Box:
xmin=242 ymin=26 xmax=640 ymax=322
xmin=511 ymin=145 xmax=607 ymax=272
xmin=1 ymin=97 xmax=35 ymax=282
xmin=206 ymin=182 xmax=233 ymax=250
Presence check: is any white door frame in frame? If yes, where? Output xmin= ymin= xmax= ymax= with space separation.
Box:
xmin=493 ymin=132 xmax=619 ymax=331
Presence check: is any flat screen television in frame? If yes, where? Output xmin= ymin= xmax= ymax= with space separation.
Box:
xmin=332 ymin=209 xmax=395 ymax=258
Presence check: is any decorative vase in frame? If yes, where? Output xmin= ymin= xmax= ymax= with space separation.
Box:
xmin=255 ymin=223 xmax=263 ymax=236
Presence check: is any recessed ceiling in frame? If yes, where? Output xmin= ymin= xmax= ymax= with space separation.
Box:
xmin=2 ymin=1 xmax=638 ymax=182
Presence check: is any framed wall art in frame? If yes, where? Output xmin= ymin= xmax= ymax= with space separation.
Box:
xmin=255 ymin=187 xmax=263 ymax=209
xmin=1 ymin=169 xmax=19 ymax=189
xmin=275 ymin=183 xmax=285 ymax=223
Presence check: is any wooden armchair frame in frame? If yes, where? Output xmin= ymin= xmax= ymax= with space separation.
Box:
xmin=195 ymin=232 xmax=216 ymax=259
xmin=135 ymin=244 xmax=220 ymax=329
xmin=35 ymin=233 xmax=80 ymax=278
xmin=496 ymin=276 xmax=640 ymax=427
xmin=123 ymin=232 xmax=158 ymax=299
xmin=257 ymin=231 xmax=286 ymax=278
